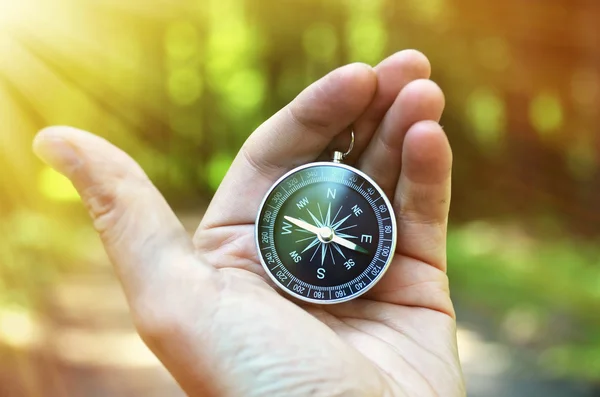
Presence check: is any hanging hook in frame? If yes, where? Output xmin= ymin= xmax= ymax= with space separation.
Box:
xmin=332 ymin=130 xmax=355 ymax=163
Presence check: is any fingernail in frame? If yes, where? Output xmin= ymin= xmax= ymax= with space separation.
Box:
xmin=33 ymin=129 xmax=81 ymax=177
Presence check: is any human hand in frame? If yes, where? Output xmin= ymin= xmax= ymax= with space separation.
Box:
xmin=33 ymin=50 xmax=465 ymax=397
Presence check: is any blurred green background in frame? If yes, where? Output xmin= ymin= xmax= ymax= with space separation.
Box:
xmin=1 ymin=0 xmax=600 ymax=395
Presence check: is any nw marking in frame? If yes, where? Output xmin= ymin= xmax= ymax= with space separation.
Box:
xmin=296 ymin=197 xmax=309 ymax=209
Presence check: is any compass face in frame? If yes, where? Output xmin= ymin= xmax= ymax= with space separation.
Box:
xmin=255 ymin=162 xmax=396 ymax=304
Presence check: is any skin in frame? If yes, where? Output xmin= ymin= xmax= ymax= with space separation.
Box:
xmin=33 ymin=50 xmax=465 ymax=397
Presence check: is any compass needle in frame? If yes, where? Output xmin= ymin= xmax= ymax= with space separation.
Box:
xmin=284 ymin=216 xmax=320 ymax=235
xmin=331 ymin=235 xmax=369 ymax=254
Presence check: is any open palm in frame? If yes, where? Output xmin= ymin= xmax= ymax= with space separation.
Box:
xmin=34 ymin=51 xmax=465 ymax=397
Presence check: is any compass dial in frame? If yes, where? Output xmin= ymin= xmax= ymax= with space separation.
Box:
xmin=256 ymin=162 xmax=396 ymax=304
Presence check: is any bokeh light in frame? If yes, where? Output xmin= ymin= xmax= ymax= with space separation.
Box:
xmin=2 ymin=0 xmax=600 ymax=396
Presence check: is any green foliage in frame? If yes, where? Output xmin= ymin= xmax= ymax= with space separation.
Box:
xmin=529 ymin=92 xmax=564 ymax=137
xmin=206 ymin=153 xmax=234 ymax=191
xmin=2 ymin=0 xmax=600 ymax=385
xmin=303 ymin=23 xmax=338 ymax=63
xmin=0 ymin=210 xmax=101 ymax=308
xmin=466 ymin=87 xmax=505 ymax=149
xmin=448 ymin=221 xmax=600 ymax=381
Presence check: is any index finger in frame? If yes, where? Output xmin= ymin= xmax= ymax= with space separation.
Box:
xmin=197 ymin=63 xmax=377 ymax=233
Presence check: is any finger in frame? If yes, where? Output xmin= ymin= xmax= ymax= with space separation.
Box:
xmin=357 ymin=79 xmax=445 ymax=198
xmin=364 ymin=121 xmax=453 ymax=315
xmin=197 ymin=63 xmax=377 ymax=233
xmin=325 ymin=50 xmax=431 ymax=164
xmin=394 ymin=120 xmax=452 ymax=270
xmin=32 ymin=127 xmax=208 ymax=298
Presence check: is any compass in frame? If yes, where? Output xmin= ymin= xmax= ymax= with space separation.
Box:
xmin=255 ymin=132 xmax=396 ymax=304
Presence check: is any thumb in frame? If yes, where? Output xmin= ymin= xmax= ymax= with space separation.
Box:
xmin=32 ymin=126 xmax=205 ymax=298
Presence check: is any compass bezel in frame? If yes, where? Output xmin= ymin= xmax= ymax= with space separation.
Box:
xmin=255 ymin=161 xmax=397 ymax=304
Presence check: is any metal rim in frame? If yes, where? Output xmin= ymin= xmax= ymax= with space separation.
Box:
xmin=254 ymin=161 xmax=397 ymax=305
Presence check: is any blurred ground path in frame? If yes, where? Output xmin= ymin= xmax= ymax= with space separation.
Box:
xmin=456 ymin=306 xmax=597 ymax=397
xmin=0 ymin=212 xmax=596 ymax=396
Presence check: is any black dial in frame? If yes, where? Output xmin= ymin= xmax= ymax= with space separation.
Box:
xmin=256 ymin=162 xmax=396 ymax=304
